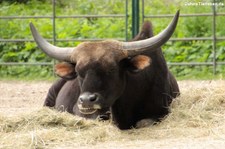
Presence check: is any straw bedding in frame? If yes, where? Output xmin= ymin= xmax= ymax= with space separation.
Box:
xmin=0 ymin=80 xmax=224 ymax=148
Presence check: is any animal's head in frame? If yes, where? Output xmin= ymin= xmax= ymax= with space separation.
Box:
xmin=30 ymin=11 xmax=179 ymax=115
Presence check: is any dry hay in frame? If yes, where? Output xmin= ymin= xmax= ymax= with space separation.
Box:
xmin=0 ymin=80 xmax=225 ymax=149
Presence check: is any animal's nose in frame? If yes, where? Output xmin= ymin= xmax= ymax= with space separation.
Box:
xmin=78 ymin=92 xmax=98 ymax=103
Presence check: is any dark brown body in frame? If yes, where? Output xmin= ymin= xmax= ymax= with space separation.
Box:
xmin=43 ymin=21 xmax=179 ymax=128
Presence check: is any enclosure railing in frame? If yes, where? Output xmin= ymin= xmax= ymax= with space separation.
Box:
xmin=0 ymin=0 xmax=129 ymax=68
xmin=0 ymin=0 xmax=225 ymax=75
xmin=142 ymin=0 xmax=225 ymax=75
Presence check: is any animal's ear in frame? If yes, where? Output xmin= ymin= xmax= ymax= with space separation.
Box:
xmin=55 ymin=62 xmax=77 ymax=80
xmin=120 ymin=55 xmax=151 ymax=73
xmin=132 ymin=21 xmax=153 ymax=41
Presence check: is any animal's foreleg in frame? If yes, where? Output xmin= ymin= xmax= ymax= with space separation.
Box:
xmin=43 ymin=79 xmax=67 ymax=107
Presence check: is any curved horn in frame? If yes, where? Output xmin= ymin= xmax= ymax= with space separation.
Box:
xmin=121 ymin=10 xmax=180 ymax=56
xmin=30 ymin=22 xmax=75 ymax=62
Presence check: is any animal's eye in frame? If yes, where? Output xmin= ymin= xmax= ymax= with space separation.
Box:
xmin=76 ymin=67 xmax=86 ymax=78
xmin=107 ymin=68 xmax=117 ymax=75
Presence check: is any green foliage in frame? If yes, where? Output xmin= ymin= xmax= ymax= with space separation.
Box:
xmin=0 ymin=0 xmax=225 ymax=80
xmin=143 ymin=0 xmax=225 ymax=79
xmin=0 ymin=65 xmax=53 ymax=79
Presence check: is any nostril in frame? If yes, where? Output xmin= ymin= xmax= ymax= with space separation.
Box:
xmin=79 ymin=93 xmax=98 ymax=103
xmin=89 ymin=94 xmax=97 ymax=102
xmin=79 ymin=96 xmax=84 ymax=102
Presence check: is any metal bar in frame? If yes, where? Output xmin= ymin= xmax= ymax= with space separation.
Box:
xmin=2 ymin=37 xmax=225 ymax=42
xmin=56 ymin=14 xmax=126 ymax=18
xmin=0 ymin=38 xmax=125 ymax=42
xmin=2 ymin=61 xmax=225 ymax=66
xmin=0 ymin=62 xmax=53 ymax=66
xmin=56 ymin=38 xmax=125 ymax=42
xmin=52 ymin=0 xmax=56 ymax=45
xmin=0 ymin=16 xmax=52 ymax=19
xmin=167 ymin=62 xmax=213 ymax=66
xmin=2 ymin=13 xmax=225 ymax=20
xmin=52 ymin=0 xmax=56 ymax=77
xmin=141 ymin=0 xmax=145 ymax=23
xmin=212 ymin=0 xmax=217 ymax=75
xmin=0 ymin=39 xmax=36 ymax=42
xmin=217 ymin=62 xmax=225 ymax=65
xmin=168 ymin=37 xmax=225 ymax=41
xmin=125 ymin=0 xmax=129 ymax=41
xmin=167 ymin=62 xmax=225 ymax=66
xmin=0 ymin=15 xmax=126 ymax=20
xmin=144 ymin=13 xmax=225 ymax=18
xmin=132 ymin=0 xmax=139 ymax=38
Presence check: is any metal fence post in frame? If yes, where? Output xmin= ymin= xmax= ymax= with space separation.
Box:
xmin=141 ymin=0 xmax=145 ymax=23
xmin=132 ymin=0 xmax=140 ymax=38
xmin=212 ymin=0 xmax=217 ymax=75
xmin=125 ymin=0 xmax=129 ymax=41
xmin=52 ymin=0 xmax=56 ymax=77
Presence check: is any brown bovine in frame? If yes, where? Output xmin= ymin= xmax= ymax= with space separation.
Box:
xmin=30 ymin=11 xmax=180 ymax=129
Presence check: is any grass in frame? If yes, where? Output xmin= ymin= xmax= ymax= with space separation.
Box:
xmin=0 ymin=80 xmax=225 ymax=148
xmin=177 ymin=73 xmax=225 ymax=80
xmin=0 ymin=76 xmax=55 ymax=82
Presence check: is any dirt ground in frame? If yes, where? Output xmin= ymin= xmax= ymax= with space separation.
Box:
xmin=0 ymin=80 xmax=225 ymax=149
xmin=0 ymin=81 xmax=50 ymax=116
